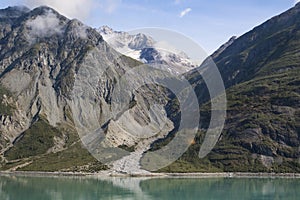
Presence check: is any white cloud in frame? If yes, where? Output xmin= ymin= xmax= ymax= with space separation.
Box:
xmin=296 ymin=0 xmax=300 ymax=3
xmin=179 ymin=8 xmax=192 ymax=18
xmin=23 ymin=0 xmax=123 ymax=19
xmin=26 ymin=10 xmax=63 ymax=42
xmin=24 ymin=0 xmax=97 ymax=21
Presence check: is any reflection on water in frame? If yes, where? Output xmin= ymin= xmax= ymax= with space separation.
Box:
xmin=0 ymin=175 xmax=299 ymax=200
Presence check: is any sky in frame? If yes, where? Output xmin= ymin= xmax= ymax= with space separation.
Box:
xmin=0 ymin=0 xmax=298 ymax=54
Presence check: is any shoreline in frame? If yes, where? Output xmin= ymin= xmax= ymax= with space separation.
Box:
xmin=1 ymin=171 xmax=300 ymax=178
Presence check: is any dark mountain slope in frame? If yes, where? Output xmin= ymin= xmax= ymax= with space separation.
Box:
xmin=161 ymin=3 xmax=300 ymax=173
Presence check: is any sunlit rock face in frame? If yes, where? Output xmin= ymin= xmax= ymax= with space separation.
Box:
xmin=0 ymin=6 xmax=178 ymax=173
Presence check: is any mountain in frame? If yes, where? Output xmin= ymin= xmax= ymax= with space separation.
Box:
xmin=0 ymin=6 xmax=112 ymax=172
xmin=0 ymin=6 xmax=179 ymax=173
xmin=158 ymin=3 xmax=300 ymax=173
xmin=98 ymin=26 xmax=197 ymax=74
xmin=0 ymin=3 xmax=299 ymax=174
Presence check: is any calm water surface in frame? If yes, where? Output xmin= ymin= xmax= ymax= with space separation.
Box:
xmin=0 ymin=175 xmax=299 ymax=199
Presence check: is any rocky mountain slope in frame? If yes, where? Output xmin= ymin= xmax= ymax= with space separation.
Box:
xmin=0 ymin=3 xmax=299 ymax=174
xmin=0 ymin=6 xmax=177 ymax=173
xmin=159 ymin=3 xmax=300 ymax=173
xmin=98 ymin=26 xmax=196 ymax=74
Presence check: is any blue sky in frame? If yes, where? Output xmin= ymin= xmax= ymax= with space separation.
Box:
xmin=0 ymin=0 xmax=298 ymax=53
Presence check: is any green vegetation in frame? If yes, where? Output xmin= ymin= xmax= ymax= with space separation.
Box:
xmin=5 ymin=119 xmax=61 ymax=160
xmin=1 ymin=118 xmax=107 ymax=172
xmin=158 ymin=68 xmax=300 ymax=173
xmin=21 ymin=142 xmax=108 ymax=172
xmin=155 ymin=6 xmax=300 ymax=173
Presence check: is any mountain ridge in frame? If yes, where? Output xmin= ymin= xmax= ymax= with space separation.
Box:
xmin=159 ymin=3 xmax=300 ymax=173
xmin=98 ymin=26 xmax=197 ymax=74
xmin=0 ymin=4 xmax=299 ymax=173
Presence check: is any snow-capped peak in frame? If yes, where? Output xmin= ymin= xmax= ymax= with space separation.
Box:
xmin=98 ymin=26 xmax=197 ymax=74
xmin=99 ymin=25 xmax=114 ymax=35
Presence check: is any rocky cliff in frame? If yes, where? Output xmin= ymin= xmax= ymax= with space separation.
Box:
xmin=0 ymin=6 xmax=176 ymax=172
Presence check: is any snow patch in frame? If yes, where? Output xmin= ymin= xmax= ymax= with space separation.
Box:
xmin=98 ymin=26 xmax=197 ymax=74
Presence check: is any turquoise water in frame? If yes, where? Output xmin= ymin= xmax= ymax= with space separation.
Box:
xmin=0 ymin=175 xmax=299 ymax=199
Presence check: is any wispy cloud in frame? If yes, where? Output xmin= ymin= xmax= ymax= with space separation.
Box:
xmin=179 ymin=8 xmax=192 ymax=18
xmin=24 ymin=0 xmax=123 ymax=18
xmin=23 ymin=0 xmax=98 ymax=21
xmin=26 ymin=10 xmax=63 ymax=43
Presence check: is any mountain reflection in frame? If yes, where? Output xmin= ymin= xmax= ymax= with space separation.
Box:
xmin=0 ymin=175 xmax=299 ymax=200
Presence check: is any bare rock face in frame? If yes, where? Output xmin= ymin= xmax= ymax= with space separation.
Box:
xmin=0 ymin=6 xmax=179 ymax=172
